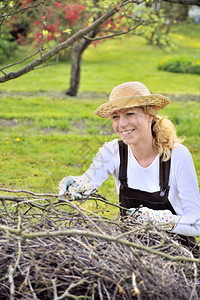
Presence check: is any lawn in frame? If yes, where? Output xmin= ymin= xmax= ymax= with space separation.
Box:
xmin=0 ymin=23 xmax=200 ymax=214
xmin=1 ymin=24 xmax=200 ymax=94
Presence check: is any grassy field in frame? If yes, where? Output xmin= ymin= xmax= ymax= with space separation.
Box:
xmin=0 ymin=23 xmax=200 ymax=214
xmin=1 ymin=24 xmax=200 ymax=94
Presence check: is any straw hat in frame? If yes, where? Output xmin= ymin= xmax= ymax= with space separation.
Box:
xmin=94 ymin=82 xmax=170 ymax=118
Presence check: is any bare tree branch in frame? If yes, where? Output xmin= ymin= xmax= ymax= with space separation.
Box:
xmin=163 ymin=0 xmax=200 ymax=6
xmin=0 ymin=1 xmax=45 ymax=21
xmin=83 ymin=19 xmax=144 ymax=41
xmin=0 ymin=50 xmax=40 ymax=73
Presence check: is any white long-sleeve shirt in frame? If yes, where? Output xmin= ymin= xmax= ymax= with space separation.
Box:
xmin=84 ymin=139 xmax=200 ymax=236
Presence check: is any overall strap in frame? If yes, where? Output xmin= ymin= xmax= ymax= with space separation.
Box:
xmin=118 ymin=140 xmax=128 ymax=186
xmin=159 ymin=156 xmax=171 ymax=197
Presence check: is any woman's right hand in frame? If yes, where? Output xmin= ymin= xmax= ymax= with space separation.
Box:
xmin=58 ymin=175 xmax=93 ymax=200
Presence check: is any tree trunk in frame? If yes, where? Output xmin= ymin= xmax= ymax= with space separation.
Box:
xmin=178 ymin=4 xmax=189 ymax=21
xmin=66 ymin=0 xmax=100 ymax=96
xmin=66 ymin=29 xmax=98 ymax=96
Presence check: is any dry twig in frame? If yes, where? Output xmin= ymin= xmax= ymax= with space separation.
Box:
xmin=0 ymin=188 xmax=199 ymax=299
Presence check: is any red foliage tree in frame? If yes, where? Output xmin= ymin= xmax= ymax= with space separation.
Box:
xmin=2 ymin=0 xmax=192 ymax=94
xmin=5 ymin=0 xmax=131 ymax=95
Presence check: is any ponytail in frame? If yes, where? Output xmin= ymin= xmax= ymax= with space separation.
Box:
xmin=143 ymin=106 xmax=182 ymax=161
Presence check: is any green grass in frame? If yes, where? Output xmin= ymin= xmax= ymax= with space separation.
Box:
xmin=0 ymin=23 xmax=200 ymax=215
xmin=0 ymin=95 xmax=200 ymax=203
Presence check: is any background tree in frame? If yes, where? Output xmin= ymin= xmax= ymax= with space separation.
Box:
xmin=0 ymin=0 xmax=199 ymax=95
xmin=0 ymin=0 xmax=145 ymax=85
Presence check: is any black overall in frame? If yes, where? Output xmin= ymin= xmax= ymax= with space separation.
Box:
xmin=118 ymin=140 xmax=200 ymax=257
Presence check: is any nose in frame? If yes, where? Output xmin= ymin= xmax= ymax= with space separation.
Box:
xmin=118 ymin=115 xmax=128 ymax=127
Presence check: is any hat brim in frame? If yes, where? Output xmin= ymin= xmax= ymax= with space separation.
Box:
xmin=94 ymin=94 xmax=170 ymax=118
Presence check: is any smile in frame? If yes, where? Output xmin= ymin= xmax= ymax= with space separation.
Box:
xmin=121 ymin=129 xmax=135 ymax=136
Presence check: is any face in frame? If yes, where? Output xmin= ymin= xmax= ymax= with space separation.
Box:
xmin=111 ymin=107 xmax=153 ymax=147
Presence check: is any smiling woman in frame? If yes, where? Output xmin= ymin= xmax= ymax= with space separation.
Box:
xmin=111 ymin=107 xmax=154 ymax=166
xmin=58 ymin=81 xmax=200 ymax=257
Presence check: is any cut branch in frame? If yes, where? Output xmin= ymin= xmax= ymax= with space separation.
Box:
xmin=0 ymin=186 xmax=198 ymax=299
xmin=0 ymin=187 xmax=59 ymax=197
xmin=0 ymin=223 xmax=199 ymax=264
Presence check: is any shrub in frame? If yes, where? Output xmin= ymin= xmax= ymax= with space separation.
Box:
xmin=158 ymin=55 xmax=200 ymax=75
xmin=0 ymin=27 xmax=18 ymax=63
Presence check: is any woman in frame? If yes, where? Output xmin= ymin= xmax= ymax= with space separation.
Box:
xmin=59 ymin=81 xmax=200 ymax=241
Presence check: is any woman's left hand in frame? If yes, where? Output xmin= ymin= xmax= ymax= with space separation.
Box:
xmin=127 ymin=207 xmax=175 ymax=231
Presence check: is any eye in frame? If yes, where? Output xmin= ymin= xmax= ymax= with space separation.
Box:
xmin=127 ymin=112 xmax=135 ymax=116
xmin=112 ymin=115 xmax=119 ymax=120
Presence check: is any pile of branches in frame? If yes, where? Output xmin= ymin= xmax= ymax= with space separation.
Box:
xmin=0 ymin=188 xmax=199 ymax=300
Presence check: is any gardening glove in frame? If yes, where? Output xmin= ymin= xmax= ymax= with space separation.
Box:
xmin=127 ymin=207 xmax=176 ymax=231
xmin=58 ymin=175 xmax=93 ymax=200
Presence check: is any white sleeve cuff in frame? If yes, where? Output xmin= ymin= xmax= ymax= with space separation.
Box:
xmin=171 ymin=215 xmax=200 ymax=236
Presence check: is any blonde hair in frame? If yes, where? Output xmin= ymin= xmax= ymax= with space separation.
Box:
xmin=143 ymin=106 xmax=182 ymax=161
